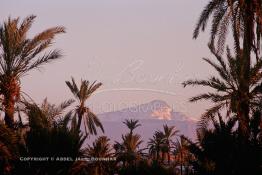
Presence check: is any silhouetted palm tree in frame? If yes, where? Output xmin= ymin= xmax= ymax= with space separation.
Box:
xmin=162 ymin=124 xmax=179 ymax=164
xmin=148 ymin=131 xmax=165 ymax=163
xmin=85 ymin=136 xmax=113 ymax=175
xmin=173 ymin=136 xmax=193 ymax=175
xmin=193 ymin=0 xmax=262 ymax=136
xmin=183 ymin=114 xmax=238 ymax=175
xmin=115 ymin=133 xmax=143 ymax=168
xmin=24 ymin=102 xmax=86 ymax=175
xmin=193 ymin=0 xmax=262 ymax=55
xmin=183 ymin=45 xmax=262 ymax=133
xmin=123 ymin=119 xmax=141 ymax=135
xmin=66 ymin=77 xmax=104 ymax=135
xmin=40 ymin=98 xmax=74 ymax=123
xmin=0 ymin=15 xmax=65 ymax=128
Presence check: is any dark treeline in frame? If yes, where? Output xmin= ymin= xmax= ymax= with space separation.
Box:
xmin=1 ymin=0 xmax=262 ymax=174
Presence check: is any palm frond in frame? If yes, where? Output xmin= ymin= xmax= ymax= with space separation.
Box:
xmin=198 ymin=102 xmax=226 ymax=129
xmin=193 ymin=0 xmax=223 ymax=39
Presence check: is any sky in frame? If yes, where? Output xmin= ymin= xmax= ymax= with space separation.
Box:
xmin=1 ymin=0 xmax=216 ymax=119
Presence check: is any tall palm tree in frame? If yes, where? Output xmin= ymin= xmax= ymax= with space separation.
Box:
xmin=193 ymin=0 xmax=262 ymax=136
xmin=66 ymin=77 xmax=104 ymax=135
xmin=162 ymin=124 xmax=179 ymax=164
xmin=114 ymin=119 xmax=143 ymax=168
xmin=148 ymin=131 xmax=165 ymax=163
xmin=123 ymin=119 xmax=141 ymax=135
xmin=183 ymin=45 xmax=262 ymax=133
xmin=0 ymin=15 xmax=65 ymax=128
xmin=85 ymin=136 xmax=113 ymax=175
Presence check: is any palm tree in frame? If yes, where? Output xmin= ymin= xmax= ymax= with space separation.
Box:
xmin=193 ymin=0 xmax=262 ymax=57
xmin=183 ymin=45 xmax=262 ymax=133
xmin=85 ymin=136 xmax=113 ymax=175
xmin=114 ymin=133 xmax=143 ymax=168
xmin=183 ymin=114 xmax=238 ymax=175
xmin=21 ymin=102 xmax=86 ymax=174
xmin=173 ymin=136 xmax=193 ymax=175
xmin=24 ymin=102 xmax=87 ymax=175
xmin=66 ymin=77 xmax=104 ymax=135
xmin=162 ymin=124 xmax=179 ymax=164
xmin=0 ymin=15 xmax=65 ymax=128
xmin=114 ymin=119 xmax=143 ymax=168
xmin=193 ymin=0 xmax=262 ymax=136
xmin=40 ymin=98 xmax=74 ymax=123
xmin=123 ymin=119 xmax=141 ymax=135
xmin=148 ymin=131 xmax=165 ymax=163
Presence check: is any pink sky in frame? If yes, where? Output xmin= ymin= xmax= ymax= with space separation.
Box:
xmin=1 ymin=0 xmax=217 ymax=119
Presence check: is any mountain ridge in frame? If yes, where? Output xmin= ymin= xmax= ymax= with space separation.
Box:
xmin=85 ymin=100 xmax=197 ymax=145
xmin=98 ymin=99 xmax=196 ymax=122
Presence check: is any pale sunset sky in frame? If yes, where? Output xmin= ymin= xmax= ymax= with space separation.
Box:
xmin=1 ymin=0 xmax=217 ymax=119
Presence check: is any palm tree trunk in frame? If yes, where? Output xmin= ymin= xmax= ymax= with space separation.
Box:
xmin=157 ymin=150 xmax=160 ymax=163
xmin=77 ymin=114 xmax=83 ymax=130
xmin=3 ymin=92 xmax=16 ymax=128
xmin=77 ymin=104 xmax=85 ymax=130
xmin=2 ymin=77 xmax=20 ymax=128
xmin=4 ymin=110 xmax=14 ymax=128
xmin=239 ymin=1 xmax=254 ymax=137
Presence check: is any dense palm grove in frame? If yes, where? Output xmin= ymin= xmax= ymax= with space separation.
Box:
xmin=0 ymin=0 xmax=262 ymax=174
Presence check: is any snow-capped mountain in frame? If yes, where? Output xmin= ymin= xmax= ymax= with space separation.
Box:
xmin=87 ymin=100 xmax=197 ymax=145
xmin=98 ymin=100 xmax=196 ymax=122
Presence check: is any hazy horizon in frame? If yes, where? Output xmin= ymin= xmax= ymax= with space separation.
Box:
xmin=1 ymin=0 xmax=216 ymax=119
